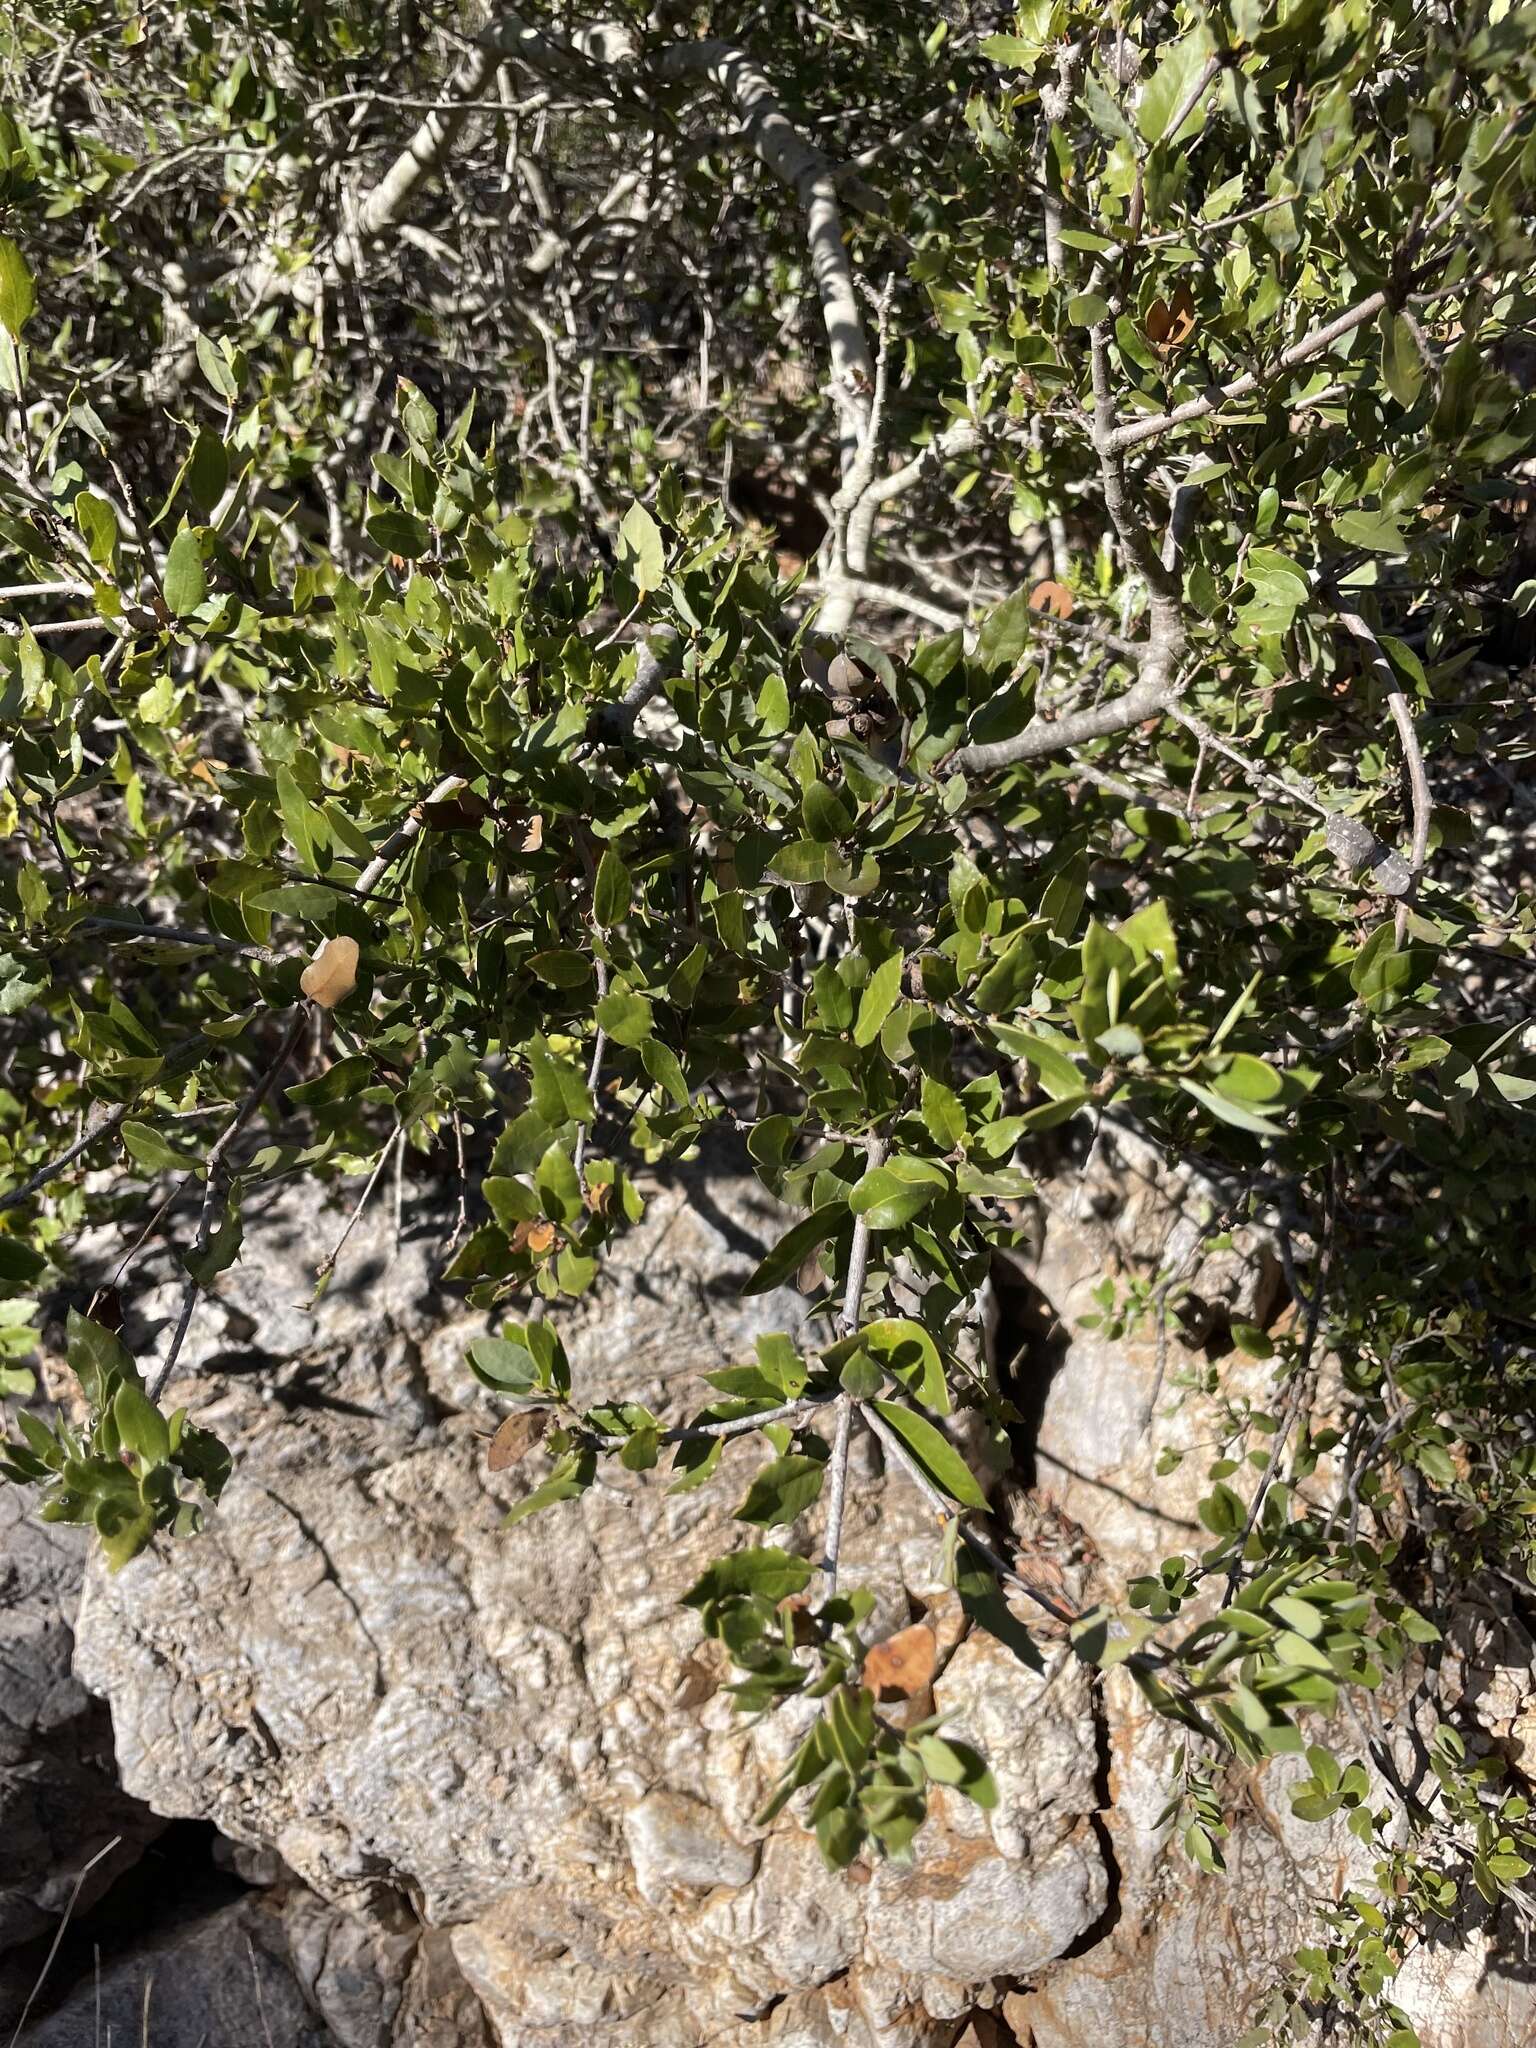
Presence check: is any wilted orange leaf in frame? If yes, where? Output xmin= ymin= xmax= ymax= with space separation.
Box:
xmin=863 ymin=1622 xmax=937 ymax=1700
xmin=510 ymin=1219 xmax=558 ymax=1255
xmin=1029 ymin=579 xmax=1075 ymax=619
xmin=299 ymin=935 xmax=359 ymax=1010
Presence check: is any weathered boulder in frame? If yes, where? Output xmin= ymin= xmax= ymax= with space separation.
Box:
xmin=1008 ymin=1119 xmax=1285 ymax=1585
xmin=72 ymin=1160 xmax=1107 ymax=2047
xmin=62 ymin=1134 xmax=1536 ymax=2047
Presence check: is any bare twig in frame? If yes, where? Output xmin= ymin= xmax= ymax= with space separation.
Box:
xmin=956 ymin=327 xmax=1186 ymax=776
xmin=148 ymin=1006 xmax=307 ymax=1403
xmin=820 ymin=1134 xmax=885 ymax=1592
xmin=312 ymin=1125 xmax=405 ymax=1293
xmin=354 ymin=775 xmax=467 ymax=897
xmin=589 ymin=1392 xmax=835 ymax=1450
xmin=584 ymin=634 xmax=678 ymax=747
xmin=573 ymin=958 xmax=609 ymax=1179
xmin=1108 ymin=292 xmax=1389 ymax=455
xmin=1332 ymin=604 xmax=1433 ymax=937
xmin=72 ymin=914 xmax=282 ymax=965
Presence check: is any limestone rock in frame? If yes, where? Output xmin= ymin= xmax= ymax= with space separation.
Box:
xmin=61 ymin=1134 xmax=1535 ymax=2047
xmin=72 ymin=1161 xmax=1107 ymax=2047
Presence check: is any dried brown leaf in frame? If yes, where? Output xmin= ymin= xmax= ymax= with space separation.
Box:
xmin=1145 ymin=280 xmax=1197 ymax=353
xmin=299 ymin=935 xmax=359 ymax=1010
xmin=487 ymin=1408 xmax=552 ymax=1471
xmin=863 ymin=1622 xmax=938 ymax=1700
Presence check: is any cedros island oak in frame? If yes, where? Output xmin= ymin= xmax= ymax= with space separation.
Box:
xmin=2 ymin=4 xmax=1536 ymax=2039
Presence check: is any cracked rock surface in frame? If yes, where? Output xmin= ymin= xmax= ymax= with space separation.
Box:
xmin=52 ymin=1136 xmax=1536 ymax=2047
xmin=71 ymin=1157 xmax=1108 ymax=2045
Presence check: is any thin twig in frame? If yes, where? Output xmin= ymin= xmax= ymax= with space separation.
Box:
xmin=148 ymin=1007 xmax=307 ymax=1403
xmin=354 ymin=775 xmax=467 ymax=896
xmin=0 ymin=1027 xmax=208 ymax=1213
xmin=312 ymin=1125 xmax=405 ymax=1293
xmin=1109 ymin=292 xmax=1390 ymax=455
xmin=820 ymin=1134 xmax=885 ymax=1591
xmin=5 ymin=1836 xmax=123 ymax=2048
xmin=72 ymin=914 xmax=282 ymax=964
xmin=861 ymin=1402 xmax=1079 ymax=1627
xmin=1332 ymin=604 xmax=1433 ymax=939
xmin=588 ymin=1392 xmax=836 ymax=1450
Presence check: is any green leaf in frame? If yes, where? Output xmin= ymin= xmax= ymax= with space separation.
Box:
xmin=684 ymin=1546 xmax=814 ymax=1604
xmin=162 ymin=527 xmax=207 ymax=616
xmin=288 ymin=1053 xmax=374 ymax=1107
xmin=618 ymin=499 xmax=665 ymax=593
xmin=915 ymin=1735 xmax=998 ymax=1806
xmin=841 ymin=1316 xmax=950 ymax=1413
xmin=121 ymin=1120 xmax=193 ymax=1173
xmin=593 ymin=848 xmax=632 ymax=927
xmin=641 ymin=1038 xmax=689 ymax=1106
xmin=97 ymin=1498 xmax=159 ymax=1573
xmin=973 ymin=587 xmax=1031 ymax=675
xmin=74 ymin=490 xmax=119 ymax=567
xmin=1378 ymin=310 xmax=1424 ymax=409
xmin=1179 ymin=1079 xmax=1284 ymax=1138
xmin=743 ymin=1203 xmax=849 ymax=1295
xmin=837 ymin=1347 xmax=883 ymax=1397
xmin=847 ymin=1165 xmax=938 ymax=1231
xmin=1067 ymin=292 xmax=1109 ymax=327
xmin=735 ymin=1453 xmax=825 ymax=1527
xmin=919 ymin=1075 xmax=967 ymax=1149
xmin=770 ymin=839 xmax=831 ymax=885
xmin=974 ymin=933 xmax=1036 ymax=1015
xmin=1138 ymin=32 xmax=1211 ymax=144
xmin=0 ymin=236 xmax=35 ymax=337
xmin=467 ymin=1337 xmax=538 ymax=1392
xmin=535 ymin=1140 xmax=583 ymax=1224
xmin=1334 ymin=508 xmax=1410 ymax=555
xmin=195 ymin=332 xmax=238 ymax=400
xmin=594 ymin=989 xmax=651 ymax=1046
xmin=979 ymin=33 xmax=1035 ymax=65
xmin=366 ymin=507 xmax=430 ymax=557
xmin=67 ymin=1310 xmax=139 ymax=1407
xmin=503 ymin=1449 xmax=596 ymax=1526
xmin=871 ymin=1400 xmax=987 ymax=1509
xmin=112 ymin=1379 xmax=171 ymax=1465
xmin=853 ymin=952 xmax=903 ymax=1047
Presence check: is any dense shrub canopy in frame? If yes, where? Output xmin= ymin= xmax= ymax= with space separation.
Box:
xmin=2 ymin=4 xmax=1536 ymax=2038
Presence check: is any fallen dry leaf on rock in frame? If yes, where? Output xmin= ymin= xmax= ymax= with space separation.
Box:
xmin=863 ymin=1621 xmax=937 ymax=1700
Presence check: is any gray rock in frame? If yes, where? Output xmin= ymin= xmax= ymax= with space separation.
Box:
xmin=71 ymin=1161 xmax=1107 ymax=2046
xmin=15 ymin=1891 xmax=336 ymax=2048
xmin=64 ymin=1136 xmax=1536 ymax=2047
xmin=0 ymin=1487 xmax=163 ymax=1951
